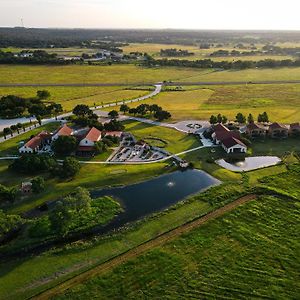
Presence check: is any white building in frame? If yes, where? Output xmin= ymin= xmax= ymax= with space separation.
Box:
xmin=79 ymin=127 xmax=102 ymax=147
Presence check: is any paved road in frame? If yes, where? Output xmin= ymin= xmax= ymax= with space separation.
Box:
xmin=0 ymin=84 xmax=162 ymax=143
xmin=1 ymin=80 xmax=300 ymax=88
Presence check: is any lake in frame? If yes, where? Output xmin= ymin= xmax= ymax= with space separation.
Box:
xmin=90 ymin=169 xmax=220 ymax=234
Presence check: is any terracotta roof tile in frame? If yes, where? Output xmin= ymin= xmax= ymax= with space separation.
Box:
xmin=84 ymin=127 xmax=102 ymax=142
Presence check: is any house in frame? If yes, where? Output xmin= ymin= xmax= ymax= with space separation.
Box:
xmin=19 ymin=131 xmax=52 ymax=154
xmin=289 ymin=123 xmax=300 ymax=137
xmin=77 ymin=127 xmax=102 ymax=154
xmin=212 ymin=124 xmax=240 ymax=145
xmin=221 ymin=137 xmax=247 ymax=154
xmin=79 ymin=127 xmax=102 ymax=147
xmin=52 ymin=124 xmax=73 ymax=141
xmin=268 ymin=123 xmax=288 ymax=138
xmin=21 ymin=182 xmax=32 ymax=194
xmin=246 ymin=123 xmax=266 ymax=138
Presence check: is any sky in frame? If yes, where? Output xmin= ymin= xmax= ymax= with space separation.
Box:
xmin=1 ymin=0 xmax=300 ymax=30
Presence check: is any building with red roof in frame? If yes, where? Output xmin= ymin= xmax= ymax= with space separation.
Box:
xmin=246 ymin=123 xmax=267 ymax=138
xmin=52 ymin=124 xmax=73 ymax=141
xmin=221 ymin=137 xmax=247 ymax=154
xmin=289 ymin=123 xmax=300 ymax=136
xmin=19 ymin=131 xmax=52 ymax=154
xmin=268 ymin=123 xmax=288 ymax=138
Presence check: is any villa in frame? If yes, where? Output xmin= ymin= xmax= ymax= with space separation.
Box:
xmin=77 ymin=127 xmax=102 ymax=154
xmin=268 ymin=122 xmax=288 ymax=138
xmin=52 ymin=124 xmax=73 ymax=141
xmin=246 ymin=123 xmax=267 ymax=138
xmin=289 ymin=123 xmax=300 ymax=136
xmin=19 ymin=131 xmax=52 ymax=154
xmin=221 ymin=136 xmax=247 ymax=154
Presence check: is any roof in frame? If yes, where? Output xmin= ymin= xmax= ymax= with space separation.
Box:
xmin=222 ymin=137 xmax=246 ymax=149
xmin=84 ymin=127 xmax=102 ymax=142
xmin=214 ymin=130 xmax=240 ymax=142
xmin=269 ymin=122 xmax=287 ymax=130
xmin=247 ymin=123 xmax=265 ymax=130
xmin=55 ymin=124 xmax=73 ymax=136
xmin=213 ymin=123 xmax=229 ymax=133
xmin=290 ymin=122 xmax=300 ymax=130
xmin=24 ymin=136 xmax=42 ymax=149
xmin=104 ymin=131 xmax=123 ymax=138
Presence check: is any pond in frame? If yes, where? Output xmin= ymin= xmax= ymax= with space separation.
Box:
xmin=216 ymin=156 xmax=281 ymax=172
xmin=90 ymin=169 xmax=220 ymax=234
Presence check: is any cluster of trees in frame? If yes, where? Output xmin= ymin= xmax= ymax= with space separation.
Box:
xmin=49 ymin=187 xmax=92 ymax=235
xmin=119 ymin=103 xmax=171 ymax=121
xmin=0 ymin=90 xmax=62 ymax=119
xmin=0 ymin=50 xmax=72 ymax=65
xmin=209 ymin=112 xmax=269 ymax=125
xmin=0 ymin=210 xmax=23 ymax=239
xmin=209 ymin=114 xmax=228 ymax=124
xmin=143 ymin=57 xmax=300 ymax=70
xmin=10 ymin=155 xmax=81 ymax=178
xmin=0 ymin=184 xmax=17 ymax=203
xmin=71 ymin=105 xmax=124 ymax=132
xmin=160 ymin=48 xmax=194 ymax=57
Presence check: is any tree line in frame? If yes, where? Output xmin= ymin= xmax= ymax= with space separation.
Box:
xmin=143 ymin=56 xmax=300 ymax=69
xmin=209 ymin=112 xmax=269 ymax=124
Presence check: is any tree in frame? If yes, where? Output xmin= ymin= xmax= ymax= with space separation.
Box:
xmin=52 ymin=136 xmax=77 ymax=156
xmin=128 ymin=108 xmax=138 ymax=116
xmin=37 ymin=90 xmax=50 ymax=100
xmin=120 ymin=104 xmax=129 ymax=114
xmin=103 ymin=120 xmax=125 ymax=131
xmin=217 ymin=114 xmax=222 ymax=124
xmin=49 ymin=201 xmax=72 ymax=235
xmin=0 ymin=184 xmax=16 ymax=203
xmin=108 ymin=110 xmax=119 ymax=119
xmin=154 ymin=110 xmax=171 ymax=121
xmin=31 ymin=177 xmax=45 ymax=194
xmin=262 ymin=112 xmax=269 ymax=122
xmin=62 ymin=157 xmax=81 ymax=178
xmin=49 ymin=103 xmax=63 ymax=119
xmin=73 ymin=104 xmax=92 ymax=117
xmin=221 ymin=115 xmax=228 ymax=124
xmin=36 ymin=115 xmax=42 ymax=126
xmin=149 ymin=104 xmax=162 ymax=114
xmin=235 ymin=112 xmax=246 ymax=124
xmin=0 ymin=210 xmax=22 ymax=237
xmin=209 ymin=115 xmax=217 ymax=125
xmin=247 ymin=113 xmax=254 ymax=124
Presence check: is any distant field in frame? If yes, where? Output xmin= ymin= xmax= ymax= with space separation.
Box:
xmin=122 ymin=43 xmax=294 ymax=61
xmin=1 ymin=65 xmax=300 ymax=85
xmin=119 ymin=84 xmax=300 ymax=123
xmin=0 ymin=86 xmax=149 ymax=111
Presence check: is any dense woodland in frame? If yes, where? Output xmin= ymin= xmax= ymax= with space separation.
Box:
xmin=1 ymin=28 xmax=300 ymax=47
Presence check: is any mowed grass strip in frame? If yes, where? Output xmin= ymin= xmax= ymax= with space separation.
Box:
xmin=55 ymin=194 xmax=299 ymax=300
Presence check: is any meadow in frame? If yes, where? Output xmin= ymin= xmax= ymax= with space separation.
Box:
xmin=119 ymin=84 xmax=300 ymax=123
xmin=1 ymin=65 xmax=300 ymax=85
xmin=60 ymin=194 xmax=299 ymax=299
xmin=0 ymin=86 xmax=149 ymax=111
xmin=122 ymin=43 xmax=294 ymax=61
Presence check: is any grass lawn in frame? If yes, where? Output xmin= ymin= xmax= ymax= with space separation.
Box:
xmin=123 ymin=120 xmax=201 ymax=153
xmin=61 ymin=194 xmax=299 ymax=299
xmin=0 ymin=86 xmax=149 ymax=112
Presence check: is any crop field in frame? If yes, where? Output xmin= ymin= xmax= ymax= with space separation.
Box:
xmin=1 ymin=65 xmax=300 ymax=85
xmin=122 ymin=43 xmax=294 ymax=61
xmin=0 ymin=86 xmax=149 ymax=111
xmin=0 ymin=64 xmax=211 ymax=84
xmin=122 ymin=84 xmax=300 ymax=123
xmin=57 ymin=193 xmax=300 ymax=299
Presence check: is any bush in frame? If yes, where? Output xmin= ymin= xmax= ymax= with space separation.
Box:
xmin=31 ymin=176 xmax=45 ymax=193
xmin=52 ymin=136 xmax=78 ymax=156
xmin=61 ymin=157 xmax=81 ymax=178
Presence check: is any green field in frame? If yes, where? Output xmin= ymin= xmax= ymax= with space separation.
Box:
xmin=122 ymin=43 xmax=294 ymax=61
xmin=0 ymin=86 xmax=149 ymax=111
xmin=118 ymin=84 xmax=300 ymax=123
xmin=1 ymin=65 xmax=300 ymax=85
xmin=59 ymin=194 xmax=299 ymax=299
